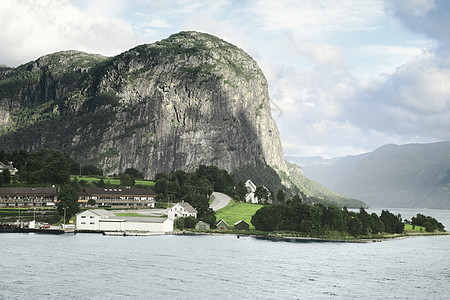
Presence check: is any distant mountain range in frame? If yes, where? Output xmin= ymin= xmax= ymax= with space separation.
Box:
xmin=287 ymin=142 xmax=450 ymax=209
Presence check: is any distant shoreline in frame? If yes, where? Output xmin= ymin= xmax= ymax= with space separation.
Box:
xmin=2 ymin=227 xmax=449 ymax=243
xmin=178 ymin=229 xmax=450 ymax=243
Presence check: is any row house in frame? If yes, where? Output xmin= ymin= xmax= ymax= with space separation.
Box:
xmin=0 ymin=187 xmax=58 ymax=207
xmin=78 ymin=186 xmax=157 ymax=207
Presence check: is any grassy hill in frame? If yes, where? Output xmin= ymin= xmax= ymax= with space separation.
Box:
xmin=71 ymin=175 xmax=155 ymax=188
xmin=215 ymin=200 xmax=263 ymax=229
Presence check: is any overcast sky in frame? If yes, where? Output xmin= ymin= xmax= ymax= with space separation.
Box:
xmin=1 ymin=0 xmax=449 ymax=158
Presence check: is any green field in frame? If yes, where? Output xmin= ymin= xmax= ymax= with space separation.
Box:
xmin=71 ymin=176 xmax=155 ymax=188
xmin=404 ymin=224 xmax=426 ymax=232
xmin=215 ymin=200 xmax=263 ymax=229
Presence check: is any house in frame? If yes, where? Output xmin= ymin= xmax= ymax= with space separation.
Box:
xmin=168 ymin=202 xmax=198 ymax=220
xmin=0 ymin=162 xmax=18 ymax=175
xmin=234 ymin=220 xmax=250 ymax=230
xmin=216 ymin=219 xmax=229 ymax=230
xmin=245 ymin=180 xmax=258 ymax=203
xmin=78 ymin=186 xmax=156 ymax=207
xmin=195 ymin=221 xmax=210 ymax=230
xmin=76 ymin=209 xmax=173 ymax=232
xmin=0 ymin=187 xmax=58 ymax=207
xmin=76 ymin=209 xmax=115 ymax=231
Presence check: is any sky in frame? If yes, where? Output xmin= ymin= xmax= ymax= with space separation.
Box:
xmin=1 ymin=0 xmax=449 ymax=158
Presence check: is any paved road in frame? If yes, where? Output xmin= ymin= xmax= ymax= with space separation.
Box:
xmin=209 ymin=192 xmax=231 ymax=211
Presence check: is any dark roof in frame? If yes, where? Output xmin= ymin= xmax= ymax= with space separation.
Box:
xmin=176 ymin=202 xmax=198 ymax=214
xmin=80 ymin=186 xmax=156 ymax=197
xmin=234 ymin=220 xmax=249 ymax=226
xmin=0 ymin=187 xmax=57 ymax=196
xmin=216 ymin=219 xmax=229 ymax=227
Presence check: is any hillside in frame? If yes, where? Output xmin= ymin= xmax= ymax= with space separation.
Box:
xmin=295 ymin=142 xmax=450 ymax=209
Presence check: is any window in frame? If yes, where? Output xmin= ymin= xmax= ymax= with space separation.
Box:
xmin=81 ymin=216 xmax=86 ymax=218
xmin=81 ymin=222 xmax=86 ymax=224
xmin=90 ymin=216 xmax=94 ymax=218
xmin=90 ymin=222 xmax=95 ymax=225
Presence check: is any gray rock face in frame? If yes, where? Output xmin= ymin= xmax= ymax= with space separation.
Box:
xmin=0 ymin=31 xmax=287 ymax=178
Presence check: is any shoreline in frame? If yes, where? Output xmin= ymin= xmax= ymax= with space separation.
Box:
xmin=179 ymin=229 xmax=450 ymax=243
xmin=1 ymin=227 xmax=449 ymax=243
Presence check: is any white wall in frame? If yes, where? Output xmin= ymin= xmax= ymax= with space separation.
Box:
xmin=124 ymin=219 xmax=173 ymax=232
xmin=99 ymin=220 xmax=124 ymax=231
xmin=76 ymin=210 xmax=101 ymax=230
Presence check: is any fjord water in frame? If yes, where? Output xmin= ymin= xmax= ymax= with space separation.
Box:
xmin=1 ymin=211 xmax=450 ymax=299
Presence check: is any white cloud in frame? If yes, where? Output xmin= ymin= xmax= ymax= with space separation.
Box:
xmin=293 ymin=41 xmax=345 ymax=69
xmin=252 ymin=0 xmax=385 ymax=37
xmin=0 ymin=0 xmax=137 ymax=66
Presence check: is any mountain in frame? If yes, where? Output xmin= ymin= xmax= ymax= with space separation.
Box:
xmin=0 ymin=31 xmax=363 ymax=208
xmin=296 ymin=142 xmax=450 ymax=209
xmin=0 ymin=31 xmax=286 ymax=177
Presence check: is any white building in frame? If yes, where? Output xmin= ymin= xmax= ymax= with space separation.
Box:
xmin=76 ymin=209 xmax=173 ymax=233
xmin=168 ymin=202 xmax=198 ymax=220
xmin=245 ymin=180 xmax=258 ymax=203
xmin=78 ymin=186 xmax=156 ymax=207
xmin=76 ymin=209 xmax=115 ymax=230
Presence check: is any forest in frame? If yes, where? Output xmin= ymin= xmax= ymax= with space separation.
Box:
xmin=251 ymin=195 xmax=444 ymax=237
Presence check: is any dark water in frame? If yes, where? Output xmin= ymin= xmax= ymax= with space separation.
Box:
xmin=1 ymin=210 xmax=450 ymax=299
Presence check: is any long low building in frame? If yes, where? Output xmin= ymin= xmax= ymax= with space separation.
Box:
xmin=76 ymin=209 xmax=173 ymax=233
xmin=78 ymin=186 xmax=156 ymax=207
xmin=0 ymin=187 xmax=58 ymax=207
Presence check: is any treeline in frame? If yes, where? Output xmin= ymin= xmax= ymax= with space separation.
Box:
xmin=251 ymin=195 xmax=405 ymax=237
xmin=0 ymin=149 xmax=103 ymax=186
xmin=407 ymin=213 xmax=445 ymax=232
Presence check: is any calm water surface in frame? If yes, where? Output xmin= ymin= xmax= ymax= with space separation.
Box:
xmin=1 ymin=209 xmax=450 ymax=299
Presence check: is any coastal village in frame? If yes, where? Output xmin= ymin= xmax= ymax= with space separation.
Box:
xmin=0 ymin=176 xmax=256 ymax=235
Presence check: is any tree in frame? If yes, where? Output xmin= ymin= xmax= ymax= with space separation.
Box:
xmin=411 ymin=213 xmax=445 ymax=232
xmin=358 ymin=208 xmax=371 ymax=235
xmin=2 ymin=169 xmax=11 ymax=185
xmin=380 ymin=210 xmax=403 ymax=234
xmin=124 ymin=168 xmax=144 ymax=179
xmin=184 ymin=216 xmax=198 ymax=229
xmin=276 ymin=189 xmax=285 ymax=203
xmin=254 ymin=186 xmax=270 ymax=204
xmin=95 ymin=179 xmax=106 ymax=188
xmin=174 ymin=217 xmax=185 ymax=230
xmin=57 ymin=184 xmax=80 ymax=221
xmin=235 ymin=180 xmax=248 ymax=202
xmin=120 ymin=174 xmax=135 ymax=186
xmin=87 ymin=199 xmax=97 ymax=207
xmin=81 ymin=164 xmax=103 ymax=176
xmin=347 ymin=216 xmax=362 ymax=237
xmin=251 ymin=205 xmax=282 ymax=231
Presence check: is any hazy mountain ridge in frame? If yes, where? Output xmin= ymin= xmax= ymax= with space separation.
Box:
xmin=293 ymin=142 xmax=450 ymax=209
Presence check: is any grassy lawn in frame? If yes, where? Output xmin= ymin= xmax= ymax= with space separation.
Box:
xmin=404 ymin=224 xmax=426 ymax=232
xmin=215 ymin=200 xmax=263 ymax=229
xmin=71 ymin=175 xmax=155 ymax=188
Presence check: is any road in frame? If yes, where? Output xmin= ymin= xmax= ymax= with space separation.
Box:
xmin=209 ymin=192 xmax=231 ymax=211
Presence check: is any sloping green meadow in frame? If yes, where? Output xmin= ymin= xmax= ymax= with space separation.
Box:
xmin=71 ymin=176 xmax=155 ymax=188
xmin=215 ymin=200 xmax=263 ymax=229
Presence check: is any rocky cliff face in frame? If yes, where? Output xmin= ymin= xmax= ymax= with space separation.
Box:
xmin=0 ymin=31 xmax=287 ymax=178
